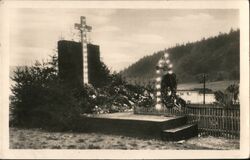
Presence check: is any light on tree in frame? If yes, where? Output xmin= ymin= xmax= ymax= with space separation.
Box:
xmin=164 ymin=53 xmax=169 ymax=58
xmin=159 ymin=59 xmax=164 ymax=64
xmin=156 ymin=104 xmax=162 ymax=110
xmin=156 ymin=84 xmax=161 ymax=89
xmin=168 ymin=64 xmax=173 ymax=68
xmin=156 ymin=77 xmax=161 ymax=82
xmin=156 ymin=91 xmax=161 ymax=96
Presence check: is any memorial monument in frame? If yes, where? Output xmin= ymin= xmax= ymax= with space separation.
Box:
xmin=58 ymin=16 xmax=102 ymax=88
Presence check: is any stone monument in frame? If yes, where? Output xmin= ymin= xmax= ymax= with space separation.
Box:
xmin=58 ymin=16 xmax=103 ymax=88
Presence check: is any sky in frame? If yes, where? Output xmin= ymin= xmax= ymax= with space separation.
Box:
xmin=9 ymin=9 xmax=239 ymax=71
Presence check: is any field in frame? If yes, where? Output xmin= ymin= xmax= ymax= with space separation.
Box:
xmin=178 ymin=80 xmax=239 ymax=91
xmin=10 ymin=127 xmax=239 ymax=150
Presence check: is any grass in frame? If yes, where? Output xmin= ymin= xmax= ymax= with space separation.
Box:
xmin=10 ymin=127 xmax=239 ymax=150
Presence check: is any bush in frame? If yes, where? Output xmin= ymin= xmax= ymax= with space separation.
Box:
xmin=10 ymin=57 xmax=82 ymax=131
xmin=10 ymin=55 xmax=156 ymax=131
xmin=80 ymin=74 xmax=156 ymax=113
xmin=214 ymin=84 xmax=239 ymax=107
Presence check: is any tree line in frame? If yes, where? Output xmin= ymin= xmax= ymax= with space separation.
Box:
xmin=121 ymin=29 xmax=240 ymax=84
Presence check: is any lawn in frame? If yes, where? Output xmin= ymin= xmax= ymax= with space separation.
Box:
xmin=10 ymin=127 xmax=239 ymax=150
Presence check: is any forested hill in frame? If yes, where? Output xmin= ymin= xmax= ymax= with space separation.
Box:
xmin=121 ymin=29 xmax=239 ymax=84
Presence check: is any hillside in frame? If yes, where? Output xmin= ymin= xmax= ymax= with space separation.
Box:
xmin=121 ymin=29 xmax=240 ymax=84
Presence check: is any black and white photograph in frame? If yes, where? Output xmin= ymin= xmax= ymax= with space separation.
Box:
xmin=0 ymin=0 xmax=249 ymax=159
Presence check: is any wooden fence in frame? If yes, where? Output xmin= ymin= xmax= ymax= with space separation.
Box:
xmin=134 ymin=105 xmax=240 ymax=139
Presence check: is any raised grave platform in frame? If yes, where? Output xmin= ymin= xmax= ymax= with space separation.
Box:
xmin=80 ymin=112 xmax=197 ymax=141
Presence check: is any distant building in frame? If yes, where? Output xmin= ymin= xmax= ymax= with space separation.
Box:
xmin=176 ymin=90 xmax=216 ymax=104
xmin=58 ymin=40 xmax=102 ymax=88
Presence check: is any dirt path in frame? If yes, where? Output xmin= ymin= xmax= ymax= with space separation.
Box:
xmin=10 ymin=127 xmax=239 ymax=150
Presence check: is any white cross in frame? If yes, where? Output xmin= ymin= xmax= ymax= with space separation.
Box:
xmin=75 ymin=16 xmax=92 ymax=85
xmin=74 ymin=16 xmax=92 ymax=43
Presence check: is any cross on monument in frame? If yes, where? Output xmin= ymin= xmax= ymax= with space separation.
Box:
xmin=75 ymin=16 xmax=92 ymax=85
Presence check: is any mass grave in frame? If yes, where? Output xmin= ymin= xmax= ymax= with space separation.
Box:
xmin=58 ymin=16 xmax=198 ymax=141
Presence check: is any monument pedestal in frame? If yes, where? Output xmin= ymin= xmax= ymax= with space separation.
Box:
xmin=78 ymin=112 xmax=198 ymax=141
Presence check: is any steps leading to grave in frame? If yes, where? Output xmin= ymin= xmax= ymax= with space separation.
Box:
xmin=161 ymin=116 xmax=188 ymax=130
xmin=161 ymin=123 xmax=198 ymax=141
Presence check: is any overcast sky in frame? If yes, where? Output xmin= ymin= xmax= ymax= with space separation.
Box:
xmin=9 ymin=9 xmax=239 ymax=71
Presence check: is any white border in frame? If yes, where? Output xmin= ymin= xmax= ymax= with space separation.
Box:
xmin=0 ymin=0 xmax=249 ymax=159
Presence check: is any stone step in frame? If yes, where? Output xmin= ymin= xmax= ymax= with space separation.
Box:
xmin=161 ymin=116 xmax=188 ymax=130
xmin=161 ymin=123 xmax=198 ymax=141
